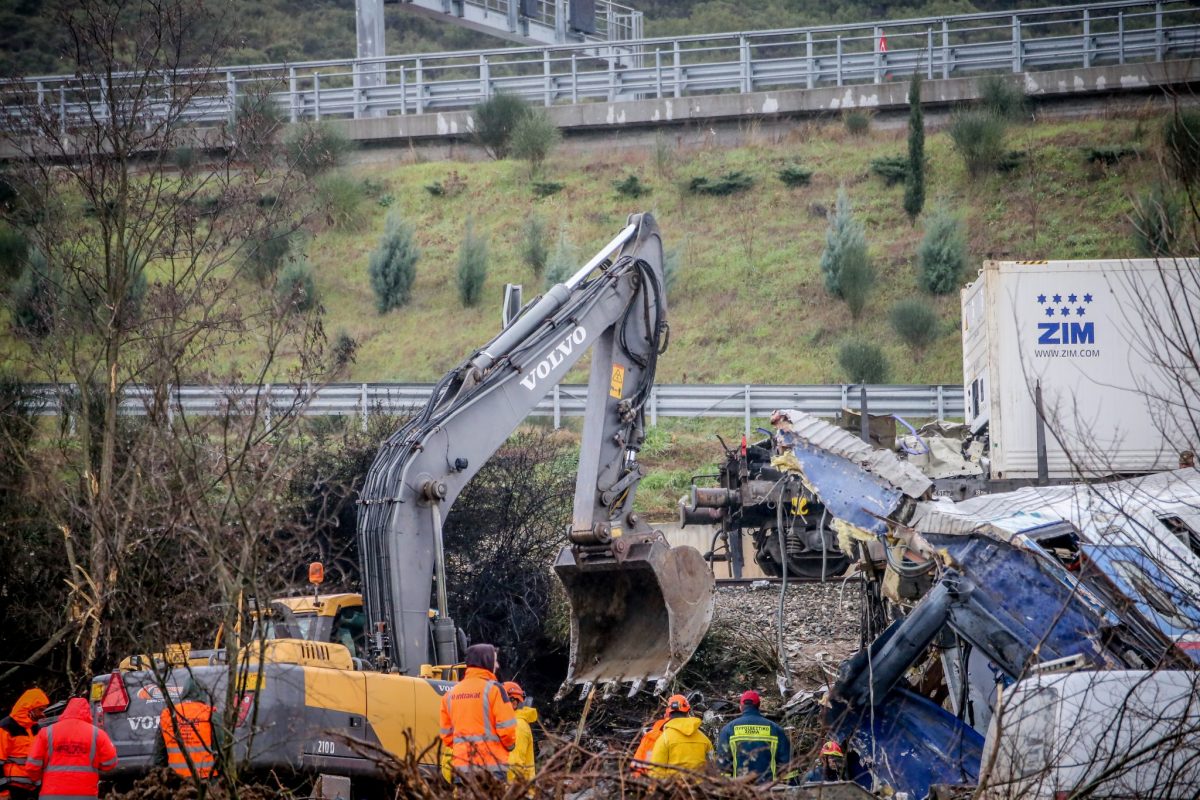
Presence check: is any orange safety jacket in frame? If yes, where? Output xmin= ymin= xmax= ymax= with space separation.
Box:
xmin=439 ymin=666 xmax=517 ymax=770
xmin=160 ymin=701 xmax=216 ymax=779
xmin=0 ymin=688 xmax=49 ymax=795
xmin=25 ymin=698 xmax=117 ymax=800
xmin=631 ymin=717 xmax=667 ymax=774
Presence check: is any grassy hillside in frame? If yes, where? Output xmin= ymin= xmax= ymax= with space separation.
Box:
xmin=306 ymin=111 xmax=1159 ymax=387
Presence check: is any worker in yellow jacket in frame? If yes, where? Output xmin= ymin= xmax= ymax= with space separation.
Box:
xmin=503 ymin=681 xmax=537 ymax=782
xmin=648 ymin=694 xmax=713 ymax=779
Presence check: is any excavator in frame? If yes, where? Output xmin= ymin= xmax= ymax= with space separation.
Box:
xmin=85 ymin=213 xmax=715 ymax=789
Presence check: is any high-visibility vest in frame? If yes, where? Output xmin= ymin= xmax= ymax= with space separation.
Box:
xmin=438 ymin=667 xmax=517 ymax=769
xmin=160 ymin=701 xmax=215 ymax=779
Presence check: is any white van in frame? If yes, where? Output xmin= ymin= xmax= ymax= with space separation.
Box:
xmin=979 ymin=670 xmax=1200 ymax=799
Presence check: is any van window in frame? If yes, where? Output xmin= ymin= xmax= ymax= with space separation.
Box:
xmin=1159 ymin=515 xmax=1200 ymax=559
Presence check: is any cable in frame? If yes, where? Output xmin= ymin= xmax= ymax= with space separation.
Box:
xmin=776 ymin=477 xmax=792 ymax=693
xmin=893 ymin=414 xmax=930 ymax=456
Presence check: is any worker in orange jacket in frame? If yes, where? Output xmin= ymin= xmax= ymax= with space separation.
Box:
xmin=630 ymin=703 xmax=671 ymax=775
xmin=159 ymin=690 xmax=216 ymax=780
xmin=439 ymin=643 xmax=517 ymax=780
xmin=0 ymin=688 xmax=49 ymax=800
xmin=25 ymin=698 xmax=117 ymax=800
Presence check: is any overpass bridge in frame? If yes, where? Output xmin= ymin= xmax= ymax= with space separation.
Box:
xmin=1 ymin=1 xmax=1198 ymax=148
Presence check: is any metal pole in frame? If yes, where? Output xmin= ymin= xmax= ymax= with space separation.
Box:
xmin=806 ymin=31 xmax=814 ymax=89
xmin=673 ymin=40 xmax=682 ymax=98
xmin=415 ymin=58 xmax=424 ymax=114
xmin=571 ymin=53 xmax=578 ymax=104
xmin=873 ymin=25 xmax=882 ymax=84
xmin=743 ymin=384 xmax=752 ymax=437
xmin=942 ymin=19 xmax=950 ymax=79
xmin=480 ymin=54 xmax=489 ymax=101
xmin=1035 ymin=381 xmax=1049 ymax=485
xmin=1012 ymin=15 xmax=1022 ymax=73
xmin=543 ymin=49 xmax=552 ymax=106
xmin=553 ymin=384 xmax=562 ymax=429
xmin=607 ymin=45 xmax=616 ymax=102
xmin=649 ymin=386 xmax=658 ymax=427
xmin=859 ymin=384 xmax=870 ymax=443
xmin=313 ymin=72 xmax=321 ymax=121
xmin=836 ymin=35 xmax=843 ymax=86
xmin=361 ymin=383 xmax=369 ymax=432
xmin=1118 ymin=12 xmax=1126 ymax=66
xmin=1155 ymin=2 xmax=1165 ymax=62
xmin=400 ymin=63 xmax=407 ymax=114
xmin=655 ymin=48 xmax=663 ymax=98
xmin=1083 ymin=9 xmax=1092 ymax=69
xmin=740 ymin=35 xmax=751 ymax=93
xmin=226 ymin=71 xmax=237 ymax=124
xmin=927 ymin=27 xmax=934 ymax=79
xmin=288 ymin=67 xmax=298 ymax=122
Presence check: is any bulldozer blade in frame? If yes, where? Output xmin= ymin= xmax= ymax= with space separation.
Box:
xmin=553 ymin=536 xmax=715 ymax=699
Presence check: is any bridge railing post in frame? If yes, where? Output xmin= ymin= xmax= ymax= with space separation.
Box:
xmin=288 ymin=67 xmax=298 ymax=122
xmin=607 ymin=45 xmax=617 ymax=101
xmin=480 ymin=54 xmax=489 ymax=101
xmin=1118 ymin=11 xmax=1126 ymax=66
xmin=1012 ymin=15 xmax=1022 ymax=73
xmin=226 ymin=71 xmax=236 ymax=125
xmin=927 ymin=27 xmax=934 ymax=79
xmin=836 ymin=35 xmax=843 ymax=86
xmin=655 ymin=48 xmax=663 ymax=98
xmin=740 ymin=35 xmax=751 ymax=93
xmin=1082 ymin=9 xmax=1092 ymax=69
xmin=571 ymin=53 xmax=579 ymax=103
xmin=313 ymin=72 xmax=321 ymax=120
xmin=873 ymin=26 xmax=882 ymax=83
xmin=58 ymin=86 xmax=66 ymax=135
xmin=415 ymin=58 xmax=424 ymax=114
xmin=543 ymin=49 xmax=552 ymax=106
xmin=673 ymin=40 xmax=682 ymax=97
xmin=806 ymin=31 xmax=814 ymax=89
xmin=942 ymin=19 xmax=951 ymax=79
xmin=1155 ymin=2 xmax=1165 ymax=62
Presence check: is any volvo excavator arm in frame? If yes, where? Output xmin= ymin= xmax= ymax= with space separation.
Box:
xmin=356 ymin=213 xmax=715 ymax=697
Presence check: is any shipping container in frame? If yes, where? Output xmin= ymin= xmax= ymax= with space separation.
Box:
xmin=961 ymin=259 xmax=1199 ymax=480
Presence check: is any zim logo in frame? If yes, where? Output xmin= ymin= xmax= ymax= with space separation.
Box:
xmin=1034 ymin=290 xmax=1096 ymax=345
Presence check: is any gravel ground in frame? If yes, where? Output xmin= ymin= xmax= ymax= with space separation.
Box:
xmin=712 ymin=578 xmax=863 ymax=695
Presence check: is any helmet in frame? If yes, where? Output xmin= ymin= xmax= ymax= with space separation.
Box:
xmin=503 ymin=681 xmax=525 ymax=705
xmin=820 ymin=741 xmax=844 ymax=758
xmin=667 ymin=693 xmax=691 ymax=713
xmin=739 ymin=690 xmax=761 ymax=707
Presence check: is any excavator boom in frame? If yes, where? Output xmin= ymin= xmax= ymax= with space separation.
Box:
xmin=356 ymin=213 xmax=714 ymax=695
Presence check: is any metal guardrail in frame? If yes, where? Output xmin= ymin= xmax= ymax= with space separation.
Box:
xmin=25 ymin=383 xmax=965 ymax=435
xmin=1 ymin=1 xmax=1197 ymax=130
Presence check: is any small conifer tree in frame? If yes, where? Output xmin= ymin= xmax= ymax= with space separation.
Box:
xmin=368 ymin=212 xmax=420 ymax=313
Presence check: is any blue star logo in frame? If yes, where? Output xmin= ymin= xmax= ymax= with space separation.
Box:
xmin=1037 ymin=294 xmax=1047 ymax=304
xmin=1083 ymin=293 xmax=1093 ymax=303
xmin=1045 ymin=307 xmax=1055 ymax=317
xmin=1076 ymin=306 xmax=1085 ymax=316
xmin=1067 ymin=293 xmax=1077 ymax=303
xmin=1060 ymin=307 xmax=1071 ymax=316
xmin=1052 ymin=293 xmax=1062 ymax=304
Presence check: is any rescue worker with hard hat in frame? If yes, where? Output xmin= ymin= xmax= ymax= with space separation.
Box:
xmin=440 ymin=643 xmax=517 ymax=781
xmin=24 ymin=697 xmax=117 ymax=800
xmin=805 ymin=740 xmax=846 ymax=783
xmin=630 ymin=704 xmax=671 ymax=775
xmin=0 ymin=688 xmax=49 ymax=800
xmin=503 ymin=681 xmax=537 ymax=783
xmin=715 ymin=690 xmax=792 ymax=783
xmin=159 ymin=684 xmax=217 ymax=781
xmin=648 ymin=694 xmax=713 ymax=780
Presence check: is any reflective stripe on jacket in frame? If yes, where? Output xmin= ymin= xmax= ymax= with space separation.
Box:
xmin=715 ymin=707 xmax=791 ymax=782
xmin=648 ymin=716 xmax=713 ymax=779
xmin=160 ymin=701 xmax=216 ymax=779
xmin=507 ymin=706 xmax=537 ymax=782
xmin=0 ymin=688 xmax=50 ymax=791
xmin=24 ymin=698 xmax=117 ymax=800
xmin=439 ymin=667 xmax=517 ymax=768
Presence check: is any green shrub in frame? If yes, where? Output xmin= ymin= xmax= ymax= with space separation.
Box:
xmin=172 ymin=146 xmax=198 ymax=172
xmin=997 ymin=150 xmax=1027 ymax=173
xmin=544 ymin=228 xmax=578 ymax=289
xmin=613 ymin=174 xmax=651 ymax=197
xmin=688 ymin=171 xmax=753 ymax=196
xmin=276 ymin=261 xmax=318 ymax=312
xmin=521 ymin=215 xmax=549 ymax=280
xmin=472 ymin=93 xmax=530 ymax=160
xmin=949 ymin=110 xmax=1007 ymax=177
xmin=9 ymin=249 xmax=56 ymax=339
xmin=838 ymin=244 xmax=874 ymax=320
xmin=286 ymin=123 xmax=353 ymax=176
xmin=1084 ymin=145 xmax=1140 ymax=166
xmin=778 ymin=164 xmax=813 ymax=187
xmin=531 ymin=181 xmax=564 ymax=198
xmin=244 ymin=226 xmax=296 ymax=285
xmin=869 ymin=155 xmax=909 ymax=186
xmin=1163 ymin=109 xmax=1200 ymax=185
xmin=332 ymin=330 xmax=358 ymax=370
xmin=977 ymin=75 xmax=1028 ymax=121
xmin=819 ymin=188 xmax=868 ymax=298
xmin=1131 ymin=184 xmax=1183 ymax=257
xmin=838 ymin=339 xmax=890 ymax=384
xmin=0 ymin=222 xmax=28 ymax=284
xmin=316 ymin=172 xmax=366 ymax=230
xmin=905 ymin=71 xmax=926 ymax=223
xmin=368 ymin=212 xmax=420 ymax=313
xmin=456 ymin=220 xmax=488 ymax=307
xmin=234 ymin=88 xmax=285 ymax=159
xmin=889 ymin=298 xmax=939 ymax=358
xmin=918 ymin=208 xmax=969 ymax=294
xmin=843 ymin=109 xmax=872 ymax=136
xmin=510 ymin=109 xmax=561 ymax=176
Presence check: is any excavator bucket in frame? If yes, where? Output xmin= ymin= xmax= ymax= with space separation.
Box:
xmin=553 ymin=536 xmax=715 ymax=698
